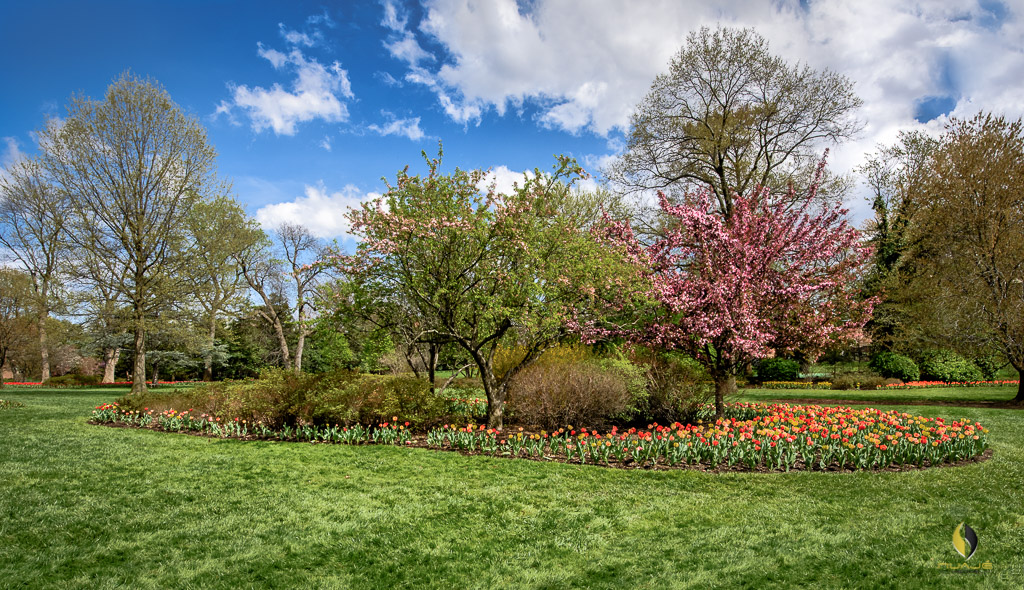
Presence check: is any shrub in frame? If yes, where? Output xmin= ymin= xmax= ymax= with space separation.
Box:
xmin=118 ymin=369 xmax=449 ymax=428
xmin=973 ymin=355 xmax=1004 ymax=380
xmin=44 ymin=374 xmax=101 ymax=387
xmin=919 ymin=350 xmax=983 ymax=383
xmin=506 ymin=359 xmax=632 ymax=430
xmin=830 ymin=375 xmax=893 ymax=391
xmin=757 ymin=358 xmax=800 ymax=382
xmin=869 ymin=352 xmax=920 ymax=382
xmin=630 ymin=349 xmax=712 ymax=424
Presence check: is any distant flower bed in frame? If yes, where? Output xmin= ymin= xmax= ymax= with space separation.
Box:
xmin=6 ymin=380 xmax=198 ymax=388
xmin=760 ymin=381 xmax=832 ymax=390
xmin=879 ymin=380 xmax=1019 ymax=390
xmin=89 ymin=402 xmax=989 ymax=472
xmin=0 ymin=399 xmax=26 ymax=410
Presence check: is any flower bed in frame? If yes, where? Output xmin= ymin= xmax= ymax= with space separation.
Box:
xmin=760 ymin=381 xmax=833 ymax=390
xmin=89 ymin=402 xmax=990 ymax=472
xmin=879 ymin=380 xmax=1019 ymax=390
xmin=0 ymin=399 xmax=26 ymax=410
xmin=6 ymin=380 xmax=199 ymax=388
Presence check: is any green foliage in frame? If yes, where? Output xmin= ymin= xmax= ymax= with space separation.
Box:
xmin=973 ymin=355 xmax=1004 ymax=381
xmin=44 ymin=374 xmax=101 ymax=388
xmin=756 ymin=358 xmax=801 ymax=382
xmin=303 ymin=326 xmax=356 ymax=374
xmin=919 ymin=349 xmax=983 ymax=382
xmin=118 ymin=368 xmax=448 ymax=428
xmin=869 ymin=351 xmax=920 ymax=382
xmin=630 ymin=348 xmax=712 ymax=424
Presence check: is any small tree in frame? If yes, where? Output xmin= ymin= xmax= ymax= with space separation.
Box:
xmin=335 ymin=149 xmax=622 ymax=428
xmin=590 ymin=165 xmax=873 ymax=416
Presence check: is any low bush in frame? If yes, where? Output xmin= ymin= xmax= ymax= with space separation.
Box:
xmin=869 ymin=352 xmax=920 ymax=382
xmin=973 ymin=355 xmax=1004 ymax=380
xmin=118 ymin=369 xmax=448 ymax=428
xmin=757 ymin=358 xmax=800 ymax=382
xmin=506 ymin=359 xmax=632 ymax=430
xmin=44 ymin=374 xmax=101 ymax=388
xmin=919 ymin=350 xmax=983 ymax=383
xmin=830 ymin=375 xmax=893 ymax=391
xmin=637 ymin=350 xmax=712 ymax=424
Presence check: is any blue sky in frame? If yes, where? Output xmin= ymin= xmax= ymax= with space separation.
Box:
xmin=2 ymin=0 xmax=1021 ymax=242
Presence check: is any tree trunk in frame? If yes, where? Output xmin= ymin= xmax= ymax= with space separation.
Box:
xmin=294 ymin=328 xmax=305 ymax=374
xmin=151 ymin=359 xmax=160 ymax=388
xmin=38 ymin=311 xmax=50 ymax=382
xmin=203 ymin=317 xmax=216 ymax=381
xmin=1015 ymin=366 xmax=1023 ymax=403
xmin=478 ymin=360 xmax=507 ymax=429
xmin=713 ymin=374 xmax=735 ymax=419
xmin=102 ymin=348 xmax=120 ymax=383
xmin=427 ymin=342 xmax=438 ymax=395
xmin=272 ymin=317 xmax=291 ymax=370
xmin=131 ymin=309 xmax=147 ymax=394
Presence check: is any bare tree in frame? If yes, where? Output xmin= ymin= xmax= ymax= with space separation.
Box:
xmin=0 ymin=159 xmax=70 ymax=381
xmin=234 ymin=221 xmax=294 ymax=370
xmin=40 ymin=73 xmax=222 ymax=393
xmin=275 ymin=223 xmax=327 ymax=373
xmin=609 ymin=26 xmax=862 ymax=217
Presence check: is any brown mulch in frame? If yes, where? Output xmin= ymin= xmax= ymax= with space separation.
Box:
xmin=762 ymin=397 xmax=1024 ymax=410
xmin=87 ymin=420 xmax=995 ymax=473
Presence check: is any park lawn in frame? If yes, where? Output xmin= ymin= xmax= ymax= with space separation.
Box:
xmin=1 ymin=388 xmax=1023 ymax=589
xmin=738 ymin=385 xmax=1020 ymax=405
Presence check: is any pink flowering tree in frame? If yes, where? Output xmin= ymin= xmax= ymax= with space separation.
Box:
xmin=585 ymin=168 xmax=874 ymax=417
xmin=328 ymin=148 xmax=626 ymax=428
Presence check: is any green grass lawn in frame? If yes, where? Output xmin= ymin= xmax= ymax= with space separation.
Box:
xmin=739 ymin=385 xmax=1020 ymax=405
xmin=2 ymin=387 xmax=1023 ymax=589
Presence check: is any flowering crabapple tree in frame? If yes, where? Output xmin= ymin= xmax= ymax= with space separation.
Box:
xmin=330 ymin=147 xmax=624 ymax=429
xmin=584 ymin=165 xmax=874 ymax=417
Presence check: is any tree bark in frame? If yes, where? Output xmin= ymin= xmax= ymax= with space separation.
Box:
xmin=1015 ymin=366 xmax=1023 ymax=403
xmin=203 ymin=317 xmax=216 ymax=381
xmin=102 ymin=348 xmax=120 ymax=383
xmin=294 ymin=325 xmax=306 ymax=373
xmin=427 ymin=342 xmax=438 ymax=395
xmin=151 ymin=359 xmax=160 ymax=387
xmin=713 ymin=374 xmax=735 ymax=419
xmin=38 ymin=311 xmax=50 ymax=382
xmin=131 ymin=307 xmax=147 ymax=394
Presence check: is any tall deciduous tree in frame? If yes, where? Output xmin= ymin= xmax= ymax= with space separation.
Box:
xmin=233 ymin=221 xmax=294 ymax=370
xmin=857 ymin=131 xmax=939 ymax=350
xmin=336 ymin=150 xmax=621 ymax=428
xmin=590 ymin=164 xmax=873 ymax=416
xmin=609 ymin=26 xmax=862 ymax=216
xmin=913 ymin=114 xmax=1024 ymax=402
xmin=40 ymin=73 xmax=221 ymax=393
xmin=186 ymin=196 xmax=255 ymax=380
xmin=275 ymin=223 xmax=327 ymax=373
xmin=0 ymin=159 xmax=69 ymax=382
xmin=0 ymin=269 xmax=33 ymax=387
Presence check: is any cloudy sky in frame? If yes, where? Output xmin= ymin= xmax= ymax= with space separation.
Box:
xmin=1 ymin=0 xmax=1021 ymax=244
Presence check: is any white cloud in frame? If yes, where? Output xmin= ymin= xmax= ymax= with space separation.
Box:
xmin=217 ymin=43 xmax=354 ymax=136
xmin=479 ymin=165 xmax=533 ymax=196
xmin=369 ymin=112 xmax=426 ymax=141
xmin=383 ymin=0 xmax=1023 ymax=221
xmin=279 ymin=23 xmax=317 ymax=47
xmin=1 ymin=137 xmax=26 ymax=168
xmin=255 ymin=183 xmax=381 ymax=239
xmin=320 ymin=136 xmax=332 ymax=151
